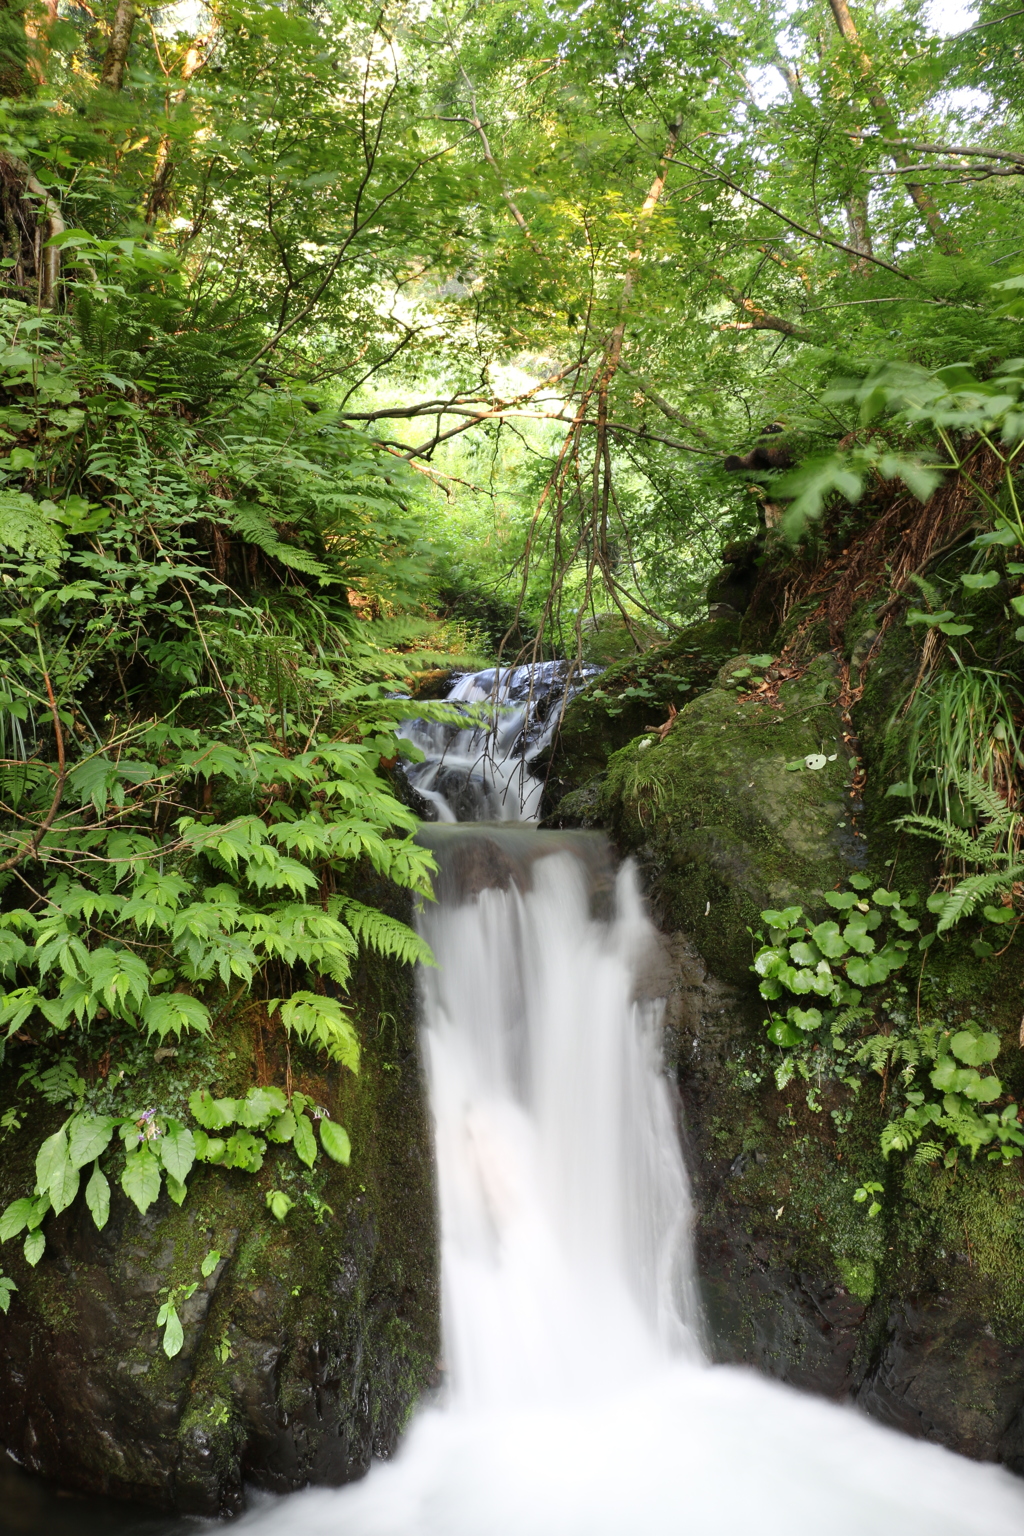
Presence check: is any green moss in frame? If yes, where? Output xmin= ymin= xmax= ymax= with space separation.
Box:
xmin=600 ymin=652 xmax=858 ymax=982
xmin=541 ymin=613 xmax=742 ymax=815
xmin=837 ymin=1257 xmax=876 ymax=1304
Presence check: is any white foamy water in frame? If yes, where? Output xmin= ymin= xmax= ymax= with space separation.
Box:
xmin=397 ymin=662 xmax=599 ymax=823
xmin=238 ymin=830 xmax=1024 ymax=1536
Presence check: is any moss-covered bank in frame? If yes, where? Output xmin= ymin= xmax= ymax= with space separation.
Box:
xmin=0 ymin=916 xmax=438 ymax=1516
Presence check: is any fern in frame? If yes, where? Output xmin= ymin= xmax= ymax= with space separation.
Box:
xmin=896 ymin=813 xmax=993 ymax=864
xmin=225 ymin=502 xmax=333 ymax=582
xmin=338 ymin=899 xmax=435 ymax=968
xmin=931 ymin=868 xmax=1024 ymax=932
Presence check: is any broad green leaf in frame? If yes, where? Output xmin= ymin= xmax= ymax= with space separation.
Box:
xmin=24 ymin=1230 xmax=45 ymax=1266
xmin=266 ymin=1189 xmax=295 ymax=1221
xmin=0 ymin=1198 xmax=36 ymax=1242
xmin=761 ymin=897 xmax=798 ymax=921
xmin=961 ymin=569 xmax=1000 ymax=589
xmin=121 ymin=1147 xmax=162 ymax=1214
xmin=201 ymin=1249 xmax=222 ymax=1278
xmin=69 ymin=1113 xmax=116 ymax=1170
xmin=35 ymin=1127 xmax=70 ymax=1197
xmin=158 ymin=1122 xmax=195 ymax=1184
xmin=239 ymin=1086 xmax=288 ymax=1128
xmin=36 ymin=1129 xmax=80 ymax=1215
xmin=810 ymin=921 xmax=849 ymax=958
xmin=320 ymin=1119 xmax=352 ymax=1165
xmin=767 ymin=1017 xmax=803 ymax=1047
xmin=85 ymin=1162 xmax=111 ymax=1229
xmin=162 ymin=1306 xmax=184 ymax=1359
xmin=950 ymin=1030 xmax=1000 ymax=1067
xmin=165 ymin=1174 xmax=187 ymax=1207
xmin=293 ymin=1112 xmax=317 ymax=1168
xmin=265 ymin=1109 xmax=296 ymax=1144
xmin=221 ymin=1130 xmax=265 ymax=1172
xmin=189 ymin=1090 xmax=238 ymax=1130
xmin=787 ymin=1006 xmax=822 ymax=1032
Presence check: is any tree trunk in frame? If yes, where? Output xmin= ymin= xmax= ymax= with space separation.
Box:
xmin=100 ymin=0 xmax=137 ymax=92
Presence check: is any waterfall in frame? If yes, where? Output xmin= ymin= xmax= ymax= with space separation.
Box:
xmin=397 ymin=661 xmax=600 ymax=823
xmin=239 ymin=687 xmax=1024 ymax=1536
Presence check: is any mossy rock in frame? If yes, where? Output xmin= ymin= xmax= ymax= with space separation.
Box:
xmin=540 ymin=613 xmax=742 ymax=816
xmin=598 ymin=652 xmax=860 ymax=984
xmin=0 ymin=931 xmax=438 ymax=1516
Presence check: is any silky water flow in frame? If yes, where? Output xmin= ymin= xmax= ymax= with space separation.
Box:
xmin=240 ymin=671 xmax=1024 ymax=1536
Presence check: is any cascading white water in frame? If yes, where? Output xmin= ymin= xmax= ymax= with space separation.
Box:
xmin=397 ymin=661 xmax=599 ymax=823
xmin=239 ymin=824 xmax=1024 ymax=1536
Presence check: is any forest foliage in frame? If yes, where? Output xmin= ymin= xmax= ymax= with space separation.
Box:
xmin=0 ymin=0 xmax=1022 ymax=1283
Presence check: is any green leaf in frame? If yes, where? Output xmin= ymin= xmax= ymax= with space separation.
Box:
xmin=24 ymin=1230 xmax=45 ymax=1266
xmin=950 ymin=1030 xmax=1000 ymax=1066
xmin=162 ymin=1305 xmax=184 ymax=1359
xmin=961 ymin=570 xmax=1000 ymax=589
xmin=0 ymin=1277 xmax=16 ymax=1312
xmin=68 ymin=1113 xmax=116 ymax=1170
xmin=85 ymin=1162 xmax=110 ymax=1230
xmin=266 ymin=1189 xmax=295 ymax=1221
xmin=201 ymin=1249 xmax=222 ymax=1278
xmin=274 ymin=993 xmax=361 ymax=1072
xmin=907 ymin=608 xmax=955 ymax=626
xmin=36 ymin=1128 xmax=80 ymax=1215
xmin=848 ymin=874 xmax=873 ymax=890
xmin=788 ymin=941 xmax=821 ymax=966
xmin=760 ymin=907 xmax=804 ymax=928
xmin=787 ymin=1006 xmax=822 ymax=1032
xmin=293 ymin=1112 xmax=317 ymax=1168
xmin=767 ymin=1017 xmax=803 ymax=1047
xmin=0 ymin=1198 xmax=36 ymax=1242
xmin=221 ymin=1130 xmax=265 ymax=1172
xmin=189 ymin=1090 xmax=238 ymax=1130
xmin=810 ymin=921 xmax=849 ymax=958
xmin=239 ymin=1086 xmax=288 ymax=1128
xmin=165 ymin=1174 xmax=187 ymax=1206
xmin=121 ymin=1147 xmax=162 ymax=1214
xmin=157 ymin=1122 xmax=195 ymax=1184
xmin=319 ymin=1119 xmax=351 ymax=1165
xmin=825 ymin=891 xmax=858 ymax=910
xmin=265 ymin=1109 xmax=296 ymax=1143
xmin=142 ymin=993 xmax=212 ymax=1040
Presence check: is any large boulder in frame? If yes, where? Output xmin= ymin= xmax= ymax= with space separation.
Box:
xmin=0 ymin=943 xmax=438 ymax=1516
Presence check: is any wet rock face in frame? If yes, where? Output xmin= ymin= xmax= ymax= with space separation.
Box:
xmin=0 ymin=953 xmax=438 ymax=1516
xmin=656 ymin=925 xmax=1024 ymax=1472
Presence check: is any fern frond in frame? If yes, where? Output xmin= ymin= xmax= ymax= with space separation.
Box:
xmin=339 ymin=899 xmax=434 ymax=968
xmin=953 ymin=770 xmax=1013 ymax=828
xmin=896 ymin=813 xmax=985 ymax=863
xmin=226 ymin=502 xmax=332 ymax=581
xmin=935 ymin=868 xmax=1024 ymax=932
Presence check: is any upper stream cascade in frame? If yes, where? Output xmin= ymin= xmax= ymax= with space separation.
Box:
xmin=396 ymin=661 xmax=599 ymax=823
xmin=241 ymin=664 xmax=1024 ymax=1535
